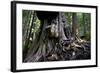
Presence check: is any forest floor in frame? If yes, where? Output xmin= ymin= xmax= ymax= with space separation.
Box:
xmin=34 ymin=39 xmax=91 ymax=62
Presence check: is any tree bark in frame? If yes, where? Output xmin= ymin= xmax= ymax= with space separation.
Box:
xmin=72 ymin=13 xmax=77 ymax=39
xmin=23 ymin=12 xmax=69 ymax=62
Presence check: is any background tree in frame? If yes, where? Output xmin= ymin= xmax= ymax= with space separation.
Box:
xmin=72 ymin=13 xmax=77 ymax=39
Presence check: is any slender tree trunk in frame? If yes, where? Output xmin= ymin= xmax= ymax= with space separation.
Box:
xmin=23 ymin=11 xmax=36 ymax=61
xmin=83 ymin=13 xmax=86 ymax=36
xmin=72 ymin=13 xmax=77 ymax=39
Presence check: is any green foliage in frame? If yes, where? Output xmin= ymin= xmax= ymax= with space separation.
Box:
xmin=65 ymin=12 xmax=72 ymax=26
xmin=22 ymin=10 xmax=41 ymax=50
xmin=65 ymin=12 xmax=91 ymax=40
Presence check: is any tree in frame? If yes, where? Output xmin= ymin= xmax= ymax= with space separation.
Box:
xmin=82 ymin=13 xmax=91 ymax=40
xmin=72 ymin=13 xmax=77 ymax=39
xmin=22 ymin=11 xmax=40 ymax=61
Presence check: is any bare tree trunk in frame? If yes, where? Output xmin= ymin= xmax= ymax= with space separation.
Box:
xmin=83 ymin=13 xmax=86 ymax=36
xmin=23 ymin=11 xmax=36 ymax=61
xmin=24 ymin=12 xmax=69 ymax=62
xmin=72 ymin=13 xmax=77 ymax=39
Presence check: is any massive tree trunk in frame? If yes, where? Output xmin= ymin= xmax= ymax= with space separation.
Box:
xmin=24 ymin=12 xmax=67 ymax=62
